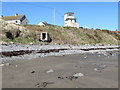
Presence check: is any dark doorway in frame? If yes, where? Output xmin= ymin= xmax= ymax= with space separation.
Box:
xmin=42 ymin=33 xmax=46 ymax=40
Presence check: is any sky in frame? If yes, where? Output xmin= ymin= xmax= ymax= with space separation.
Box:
xmin=2 ymin=2 xmax=118 ymax=31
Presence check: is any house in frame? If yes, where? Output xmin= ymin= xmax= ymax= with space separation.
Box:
xmin=112 ymin=31 xmax=120 ymax=35
xmin=64 ymin=12 xmax=79 ymax=28
xmin=38 ymin=22 xmax=53 ymax=26
xmin=0 ymin=14 xmax=28 ymax=25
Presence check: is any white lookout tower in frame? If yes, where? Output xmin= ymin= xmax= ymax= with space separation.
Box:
xmin=64 ymin=12 xmax=79 ymax=28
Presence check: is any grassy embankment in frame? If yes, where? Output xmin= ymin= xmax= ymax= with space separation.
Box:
xmin=1 ymin=22 xmax=120 ymax=45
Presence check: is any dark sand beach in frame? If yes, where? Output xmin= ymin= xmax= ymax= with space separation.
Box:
xmin=2 ymin=53 xmax=118 ymax=88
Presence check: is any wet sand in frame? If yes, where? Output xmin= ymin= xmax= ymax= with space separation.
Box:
xmin=2 ymin=53 xmax=118 ymax=88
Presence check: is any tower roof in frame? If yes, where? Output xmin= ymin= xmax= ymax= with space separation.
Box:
xmin=65 ymin=18 xmax=76 ymax=20
xmin=64 ymin=12 xmax=74 ymax=15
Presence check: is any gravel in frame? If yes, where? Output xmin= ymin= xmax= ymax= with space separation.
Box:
xmin=0 ymin=44 xmax=119 ymax=62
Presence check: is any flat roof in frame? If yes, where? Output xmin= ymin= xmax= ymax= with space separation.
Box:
xmin=65 ymin=18 xmax=76 ymax=20
xmin=64 ymin=12 xmax=74 ymax=15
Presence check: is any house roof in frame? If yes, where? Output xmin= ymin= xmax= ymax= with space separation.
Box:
xmin=112 ymin=31 xmax=120 ymax=34
xmin=42 ymin=22 xmax=54 ymax=26
xmin=0 ymin=15 xmax=24 ymax=21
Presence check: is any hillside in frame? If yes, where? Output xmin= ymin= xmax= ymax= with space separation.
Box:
xmin=0 ymin=21 xmax=120 ymax=45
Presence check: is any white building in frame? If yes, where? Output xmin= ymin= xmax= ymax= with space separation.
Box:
xmin=38 ymin=22 xmax=53 ymax=26
xmin=64 ymin=12 xmax=79 ymax=28
xmin=0 ymin=14 xmax=28 ymax=25
xmin=38 ymin=22 xmax=46 ymax=26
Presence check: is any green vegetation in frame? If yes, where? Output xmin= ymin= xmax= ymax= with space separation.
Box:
xmin=0 ymin=22 xmax=119 ymax=45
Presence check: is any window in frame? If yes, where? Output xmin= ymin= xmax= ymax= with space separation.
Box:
xmin=75 ymin=19 xmax=76 ymax=22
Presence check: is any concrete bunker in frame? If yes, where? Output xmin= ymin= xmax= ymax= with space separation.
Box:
xmin=40 ymin=32 xmax=52 ymax=42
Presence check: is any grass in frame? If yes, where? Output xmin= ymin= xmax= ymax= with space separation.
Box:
xmin=1 ymin=22 xmax=120 ymax=45
xmin=4 ymin=37 xmax=50 ymax=45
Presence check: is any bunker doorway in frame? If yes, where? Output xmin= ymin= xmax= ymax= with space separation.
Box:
xmin=42 ymin=33 xmax=46 ymax=40
xmin=40 ymin=32 xmax=52 ymax=42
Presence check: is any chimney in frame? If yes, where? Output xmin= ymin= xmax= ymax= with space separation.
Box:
xmin=15 ymin=13 xmax=18 ymax=16
xmin=0 ymin=15 xmax=3 ymax=17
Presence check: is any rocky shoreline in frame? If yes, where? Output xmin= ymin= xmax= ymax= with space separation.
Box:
xmin=0 ymin=44 xmax=119 ymax=62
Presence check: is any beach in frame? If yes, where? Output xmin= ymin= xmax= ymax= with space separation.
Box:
xmin=2 ymin=49 xmax=118 ymax=88
xmin=1 ymin=1 xmax=119 ymax=89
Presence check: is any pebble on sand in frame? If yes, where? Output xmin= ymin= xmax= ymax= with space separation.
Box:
xmin=15 ymin=65 xmax=18 ymax=67
xmin=6 ymin=63 xmax=10 ymax=66
xmin=73 ymin=73 xmax=84 ymax=77
xmin=94 ymin=65 xmax=106 ymax=72
xmin=0 ymin=63 xmax=10 ymax=67
xmin=46 ymin=69 xmax=54 ymax=73
xmin=0 ymin=64 xmax=4 ymax=67
xmin=31 ymin=71 xmax=36 ymax=74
